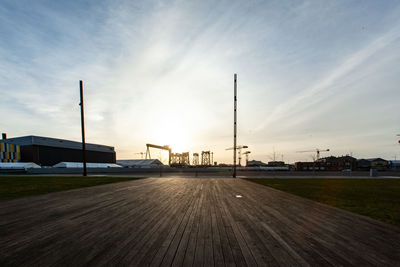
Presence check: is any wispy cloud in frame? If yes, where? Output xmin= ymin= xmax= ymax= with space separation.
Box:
xmin=255 ymin=24 xmax=400 ymax=132
xmin=1 ymin=0 xmax=400 ymax=162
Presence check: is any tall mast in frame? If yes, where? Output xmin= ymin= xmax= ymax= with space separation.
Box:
xmin=233 ymin=74 xmax=237 ymax=178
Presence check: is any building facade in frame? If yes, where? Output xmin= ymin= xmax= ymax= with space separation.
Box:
xmin=295 ymin=155 xmax=357 ymax=171
xmin=2 ymin=135 xmax=116 ymax=166
xmin=0 ymin=141 xmax=21 ymax=162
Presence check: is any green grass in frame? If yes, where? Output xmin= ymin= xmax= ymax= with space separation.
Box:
xmin=0 ymin=176 xmax=143 ymax=200
xmin=246 ymin=178 xmax=400 ymax=227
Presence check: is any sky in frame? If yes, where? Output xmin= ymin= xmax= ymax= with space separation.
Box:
xmin=1 ymin=0 xmax=400 ymax=164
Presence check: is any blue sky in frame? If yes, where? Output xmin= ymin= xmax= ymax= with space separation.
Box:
xmin=1 ymin=0 xmax=400 ymax=164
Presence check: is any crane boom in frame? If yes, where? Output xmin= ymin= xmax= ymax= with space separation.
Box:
xmin=226 ymin=145 xmax=249 ymax=166
xmin=146 ymin=144 xmax=171 ymax=150
xmin=243 ymin=151 xmax=251 ymax=166
xmin=145 ymin=143 xmax=172 ymax=165
xmin=297 ymin=148 xmax=330 ymax=160
xmin=226 ymin=145 xmax=248 ymax=150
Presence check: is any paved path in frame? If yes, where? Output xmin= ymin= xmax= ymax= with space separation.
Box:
xmin=0 ymin=178 xmax=399 ymax=266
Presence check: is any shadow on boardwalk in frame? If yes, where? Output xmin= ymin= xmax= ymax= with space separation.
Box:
xmin=0 ymin=178 xmax=399 ymax=266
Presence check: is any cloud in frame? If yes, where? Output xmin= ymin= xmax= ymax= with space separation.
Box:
xmin=1 ymin=1 xmax=400 ymax=162
xmin=254 ymin=24 xmax=400 ymax=132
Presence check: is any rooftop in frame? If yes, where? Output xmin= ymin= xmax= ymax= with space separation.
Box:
xmin=1 ymin=135 xmax=115 ymax=153
xmin=117 ymin=159 xmax=164 ymax=167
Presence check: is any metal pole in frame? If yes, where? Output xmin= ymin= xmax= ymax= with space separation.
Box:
xmin=79 ymin=80 xmax=87 ymax=176
xmin=233 ymin=74 xmax=237 ymax=178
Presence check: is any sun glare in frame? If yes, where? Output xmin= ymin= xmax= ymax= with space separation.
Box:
xmin=149 ymin=120 xmax=192 ymax=154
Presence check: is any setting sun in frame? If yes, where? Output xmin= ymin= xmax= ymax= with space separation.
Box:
xmin=149 ymin=119 xmax=192 ymax=154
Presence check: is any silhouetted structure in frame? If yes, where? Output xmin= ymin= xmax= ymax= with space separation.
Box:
xmin=117 ymin=159 xmax=163 ymax=168
xmin=145 ymin=144 xmax=171 ymax=165
xmin=243 ymin=151 xmax=251 ymax=166
xmin=247 ymin=160 xmax=267 ymax=167
xmin=1 ymin=135 xmax=116 ymax=166
xmin=233 ymin=73 xmax=237 ymax=177
xmin=171 ymin=152 xmax=190 ymax=167
xmin=297 ymin=148 xmax=330 ymax=160
xmin=318 ymin=155 xmax=357 ymax=171
xmin=79 ymin=80 xmax=87 ymax=176
xmin=357 ymin=158 xmax=389 ymax=171
xmin=226 ymin=145 xmax=248 ymax=166
xmin=192 ymin=153 xmax=199 ymax=166
xmin=390 ymin=160 xmax=400 ymax=170
xmin=295 ymin=161 xmax=324 ymax=171
xmin=201 ymin=151 xmax=211 ymax=166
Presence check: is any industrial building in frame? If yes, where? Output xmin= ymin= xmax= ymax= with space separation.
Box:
xmin=116 ymin=159 xmax=164 ymax=168
xmin=247 ymin=160 xmax=267 ymax=167
xmin=53 ymin=162 xmax=121 ymax=168
xmin=295 ymin=155 xmax=357 ymax=171
xmin=0 ymin=133 xmax=21 ymax=162
xmin=390 ymin=160 xmax=400 ymax=170
xmin=1 ymin=135 xmax=116 ymax=166
xmin=0 ymin=162 xmax=40 ymax=170
xmin=357 ymin=158 xmax=389 ymax=171
xmin=295 ymin=156 xmax=393 ymax=171
xmin=0 ymin=142 xmax=21 ymax=162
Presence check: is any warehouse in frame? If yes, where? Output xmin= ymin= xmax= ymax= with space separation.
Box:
xmin=116 ymin=159 xmax=164 ymax=168
xmin=1 ymin=135 xmax=116 ymax=166
xmin=0 ymin=141 xmax=21 ymax=162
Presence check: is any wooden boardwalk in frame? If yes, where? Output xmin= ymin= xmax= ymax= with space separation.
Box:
xmin=0 ymin=178 xmax=399 ymax=266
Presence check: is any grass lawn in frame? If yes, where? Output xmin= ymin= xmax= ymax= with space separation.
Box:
xmin=246 ymin=178 xmax=400 ymax=227
xmin=0 ymin=176 xmax=143 ymax=201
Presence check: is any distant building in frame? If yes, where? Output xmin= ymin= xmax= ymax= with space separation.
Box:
xmin=247 ymin=160 xmax=267 ymax=167
xmin=390 ymin=160 xmax=400 ymax=170
xmin=294 ymin=161 xmax=326 ymax=171
xmin=365 ymin=158 xmax=389 ymax=171
xmin=0 ymin=141 xmax=21 ymax=162
xmin=0 ymin=162 xmax=40 ymax=170
xmin=267 ymin=161 xmax=285 ymax=167
xmin=295 ymin=155 xmax=357 ymax=171
xmin=1 ymin=135 xmax=116 ymax=166
xmin=318 ymin=155 xmax=357 ymax=171
xmin=53 ymin=162 xmax=121 ymax=168
xmin=356 ymin=159 xmax=371 ymax=171
xmin=116 ymin=159 xmax=164 ymax=168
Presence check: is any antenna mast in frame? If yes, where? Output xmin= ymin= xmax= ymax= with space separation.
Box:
xmin=79 ymin=80 xmax=87 ymax=176
xmin=233 ymin=74 xmax=237 ymax=178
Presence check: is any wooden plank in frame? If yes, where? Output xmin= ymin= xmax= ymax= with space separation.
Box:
xmin=159 ymin=181 xmax=201 ymax=266
xmin=202 ymin=180 xmax=214 ymax=267
xmin=112 ymin=180 xmax=194 ymax=265
xmin=0 ymin=178 xmax=399 ymax=266
xmin=181 ymin=181 xmax=204 ymax=266
xmin=170 ymin=182 xmax=202 ymax=267
xmin=234 ymin=179 xmax=398 ymax=266
xmin=209 ymin=180 xmax=225 ymax=267
xmin=149 ymin=179 xmax=205 ymax=266
xmin=193 ymin=180 xmax=209 ymax=267
xmin=213 ymin=179 xmax=248 ymax=266
xmin=225 ymin=179 xmax=348 ymax=266
xmin=212 ymin=181 xmax=236 ymax=267
xmin=216 ymin=180 xmax=258 ymax=267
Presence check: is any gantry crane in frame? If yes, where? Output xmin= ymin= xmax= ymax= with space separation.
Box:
xmin=242 ymin=151 xmax=251 ymax=166
xmin=145 ymin=143 xmax=172 ymax=165
xmin=201 ymin=151 xmax=212 ymax=166
xmin=297 ymin=148 xmax=330 ymax=161
xmin=192 ymin=153 xmax=199 ymax=166
xmin=226 ymin=145 xmax=248 ymax=166
xmin=171 ymin=152 xmax=190 ymax=166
